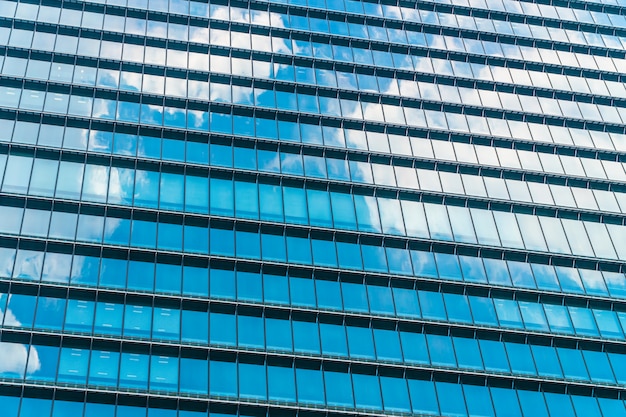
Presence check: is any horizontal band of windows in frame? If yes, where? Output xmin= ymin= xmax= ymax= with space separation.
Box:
xmin=5 ymin=47 xmax=626 ymax=115
xmin=3 ymin=231 xmax=626 ymax=341
xmin=3 ymin=83 xmax=626 ymax=167
xmin=7 ymin=269 xmax=626 ymax=341
xmin=4 ymin=137 xmax=626 ymax=226
xmin=4 ymin=220 xmax=626 ymax=315
xmin=1 ymin=179 xmax=625 ymax=272
xmin=2 ymin=325 xmax=623 ymax=392
xmin=517 ymin=0 xmax=625 ymax=15
xmin=0 ymin=379 xmax=408 ymax=417
xmin=4 ymin=72 xmax=626 ymax=137
xmin=3 ymin=144 xmax=626 ymax=262
xmin=255 ymin=0 xmax=626 ymax=34
xmin=398 ymin=0 xmax=626 ymax=33
xmin=5 ymin=24 xmax=626 ymax=105
xmin=5 ymin=275 xmax=626 ymax=363
xmin=2 ymin=155 xmax=626 ymax=264
xmin=3 ymin=377 xmax=623 ymax=417
xmin=2 ymin=328 xmax=625 ymax=401
xmin=5 ymin=105 xmax=626 ymax=171
xmin=2 ymin=10 xmax=625 ymax=84
xmin=46 ymin=0 xmax=626 ymax=48
xmin=4 ymin=0 xmax=624 ymax=62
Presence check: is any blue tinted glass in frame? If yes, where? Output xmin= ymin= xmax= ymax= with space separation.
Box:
xmin=236 ymin=271 xmax=262 ymax=302
xmin=210 ymin=268 xmax=235 ymax=299
xmin=320 ymin=322 xmax=348 ymax=356
xmin=368 ymin=285 xmax=395 ymax=315
xmin=263 ymin=272 xmax=289 ymax=305
xmin=453 ymin=337 xmax=483 ymax=370
xmin=268 ymin=365 xmax=296 ymax=402
xmin=373 ymin=328 xmax=402 ymax=362
xmin=182 ymin=310 xmax=208 ymax=344
xmin=435 ymin=382 xmax=468 ymax=417
xmin=463 ymin=385 xmax=494 ymax=417
xmin=408 ymin=379 xmax=439 ymax=415
xmin=427 ymin=334 xmax=457 ymax=367
xmin=239 ymin=362 xmax=267 ymax=400
xmin=418 ymin=291 xmax=447 ymax=321
xmin=210 ymin=311 xmax=236 ymax=346
xmin=289 ymin=275 xmax=316 ymax=307
xmin=20 ymin=398 xmax=52 ymax=417
xmin=531 ymin=345 xmax=563 ymax=378
xmin=316 ymin=279 xmax=343 ymax=310
xmin=557 ymin=347 xmax=590 ymax=381
xmin=459 ymin=255 xmax=487 ymax=283
xmin=582 ymin=350 xmax=615 ymax=383
xmin=505 ymin=342 xmax=536 ymax=375
xmin=341 ymin=281 xmax=368 ymax=313
xmin=293 ymin=319 xmax=320 ymax=354
xmin=479 ymin=340 xmax=510 ymax=373
xmin=571 ymin=396 xmax=602 ymax=417
xmin=490 ymin=388 xmax=522 ymax=417
xmin=411 ymin=250 xmax=439 ymax=278
xmin=347 ymin=325 xmax=375 ymax=359
xmin=517 ymin=391 xmax=549 ymax=417
xmin=182 ymin=265 xmax=209 ymax=297
xmin=210 ymin=360 xmax=237 ymax=397
xmin=400 ymin=332 xmax=430 ymax=364
xmin=352 ymin=373 xmax=382 ymax=410
xmin=238 ymin=314 xmax=264 ymax=348
xmin=443 ymin=293 xmax=472 ymax=324
xmin=435 ymin=253 xmax=463 ymax=281
xmin=545 ymin=393 xmax=576 ymax=417
xmin=296 ymin=366 xmax=325 ymax=405
xmin=324 ymin=370 xmax=353 ymax=407
xmin=266 ymin=317 xmax=292 ymax=351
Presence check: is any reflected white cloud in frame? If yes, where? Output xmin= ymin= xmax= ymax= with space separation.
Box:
xmin=0 ymin=342 xmax=40 ymax=376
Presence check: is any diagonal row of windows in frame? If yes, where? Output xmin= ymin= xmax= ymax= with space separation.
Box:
xmin=1 ymin=153 xmax=625 ymax=260
xmin=9 ymin=0 xmax=626 ymax=57
xmin=0 ymin=336 xmax=624 ymax=416
xmin=6 ymin=52 xmax=626 ymax=130
xmin=4 ymin=83 xmax=626 ymax=168
xmin=3 ymin=6 xmax=625 ymax=80
xmin=2 ymin=224 xmax=626 ymax=306
xmin=1 ymin=387 xmax=626 ymax=417
xmin=6 ymin=50 xmax=626 ymax=113
xmin=2 ymin=230 xmax=626 ymax=343
xmin=3 ymin=286 xmax=626 ymax=386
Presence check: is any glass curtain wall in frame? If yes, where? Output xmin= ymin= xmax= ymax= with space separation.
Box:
xmin=1 ymin=0 xmax=626 ymax=415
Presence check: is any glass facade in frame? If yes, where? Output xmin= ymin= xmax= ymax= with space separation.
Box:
xmin=1 ymin=0 xmax=626 ymax=415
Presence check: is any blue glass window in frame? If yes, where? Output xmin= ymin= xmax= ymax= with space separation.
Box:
xmin=435 ymin=382 xmax=468 ymax=417
xmin=296 ymin=365 xmax=325 ymax=405
xmin=408 ymin=379 xmax=440 ymax=415
xmin=324 ymin=368 xmax=353 ymax=407
xmin=239 ymin=361 xmax=267 ymax=400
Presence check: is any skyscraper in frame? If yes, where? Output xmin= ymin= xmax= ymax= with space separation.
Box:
xmin=1 ymin=0 xmax=626 ymax=415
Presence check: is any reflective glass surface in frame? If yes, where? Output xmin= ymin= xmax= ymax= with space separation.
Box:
xmin=0 ymin=0 xmax=625 ymax=415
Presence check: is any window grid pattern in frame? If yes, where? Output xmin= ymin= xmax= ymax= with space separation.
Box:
xmin=1 ymin=0 xmax=626 ymax=416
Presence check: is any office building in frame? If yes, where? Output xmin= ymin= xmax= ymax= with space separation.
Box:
xmin=1 ymin=0 xmax=626 ymax=415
